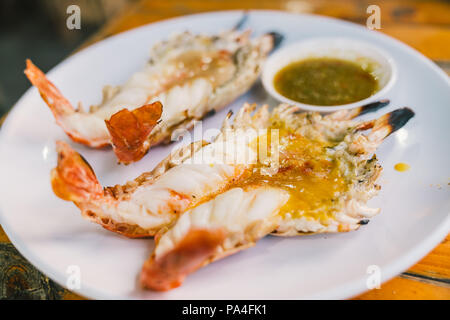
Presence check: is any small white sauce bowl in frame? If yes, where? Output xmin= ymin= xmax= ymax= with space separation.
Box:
xmin=262 ymin=37 xmax=398 ymax=112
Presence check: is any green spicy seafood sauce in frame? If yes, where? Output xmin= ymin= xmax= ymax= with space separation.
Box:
xmin=273 ymin=58 xmax=378 ymax=106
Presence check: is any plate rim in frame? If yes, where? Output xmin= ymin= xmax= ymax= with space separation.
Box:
xmin=0 ymin=9 xmax=449 ymax=300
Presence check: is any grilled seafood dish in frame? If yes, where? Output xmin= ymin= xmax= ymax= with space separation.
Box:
xmin=141 ymin=101 xmax=415 ymax=290
xmin=51 ymin=100 xmax=414 ymax=291
xmin=141 ymin=186 xmax=289 ymax=290
xmin=270 ymin=103 xmax=415 ymax=235
xmin=51 ymin=104 xmax=269 ymax=238
xmin=25 ymin=30 xmax=277 ymax=163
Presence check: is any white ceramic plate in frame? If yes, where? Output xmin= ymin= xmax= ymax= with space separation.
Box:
xmin=0 ymin=11 xmax=449 ymax=300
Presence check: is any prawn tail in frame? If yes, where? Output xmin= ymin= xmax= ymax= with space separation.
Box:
xmin=352 ymin=99 xmax=391 ymax=118
xmin=369 ymin=107 xmax=415 ymax=141
xmin=51 ymin=141 xmax=103 ymax=203
xmin=24 ymin=59 xmax=75 ymax=119
xmin=140 ymin=228 xmax=225 ymax=291
xmin=105 ymin=102 xmax=163 ymax=164
xmin=326 ymin=100 xmax=390 ymax=121
xmin=350 ymin=108 xmax=415 ymax=155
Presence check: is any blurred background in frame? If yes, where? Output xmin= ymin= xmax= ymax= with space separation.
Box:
xmin=0 ymin=0 xmax=137 ymax=118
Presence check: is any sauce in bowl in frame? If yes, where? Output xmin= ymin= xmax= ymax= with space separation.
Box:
xmin=273 ymin=58 xmax=378 ymax=106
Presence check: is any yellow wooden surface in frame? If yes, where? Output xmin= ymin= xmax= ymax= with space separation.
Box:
xmin=80 ymin=0 xmax=450 ymax=62
xmin=354 ymin=275 xmax=450 ymax=300
xmin=0 ymin=226 xmax=9 ymax=243
xmin=1 ymin=0 xmax=449 ymax=300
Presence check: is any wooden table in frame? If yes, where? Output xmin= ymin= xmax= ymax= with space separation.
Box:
xmin=1 ymin=0 xmax=449 ymax=300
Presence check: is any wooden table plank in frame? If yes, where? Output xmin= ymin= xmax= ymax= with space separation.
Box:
xmin=406 ymin=235 xmax=450 ymax=280
xmin=381 ymin=23 xmax=450 ymax=60
xmin=1 ymin=0 xmax=449 ymax=300
xmin=355 ymin=276 xmax=450 ymax=300
xmin=0 ymin=225 xmax=9 ymax=243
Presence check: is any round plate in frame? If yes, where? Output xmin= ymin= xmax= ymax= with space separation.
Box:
xmin=0 ymin=10 xmax=449 ymax=300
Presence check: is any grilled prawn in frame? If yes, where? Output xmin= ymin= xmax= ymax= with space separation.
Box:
xmin=265 ymin=102 xmax=415 ymax=235
xmin=51 ymin=100 xmax=414 ymax=291
xmin=25 ymin=30 xmax=276 ymax=163
xmin=51 ymin=103 xmax=270 ymax=238
xmin=139 ymin=100 xmax=414 ymax=290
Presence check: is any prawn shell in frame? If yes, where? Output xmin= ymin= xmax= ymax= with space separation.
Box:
xmin=140 ymin=228 xmax=226 ymax=291
xmin=51 ymin=141 xmax=103 ymax=202
xmin=105 ymin=102 xmax=163 ymax=164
